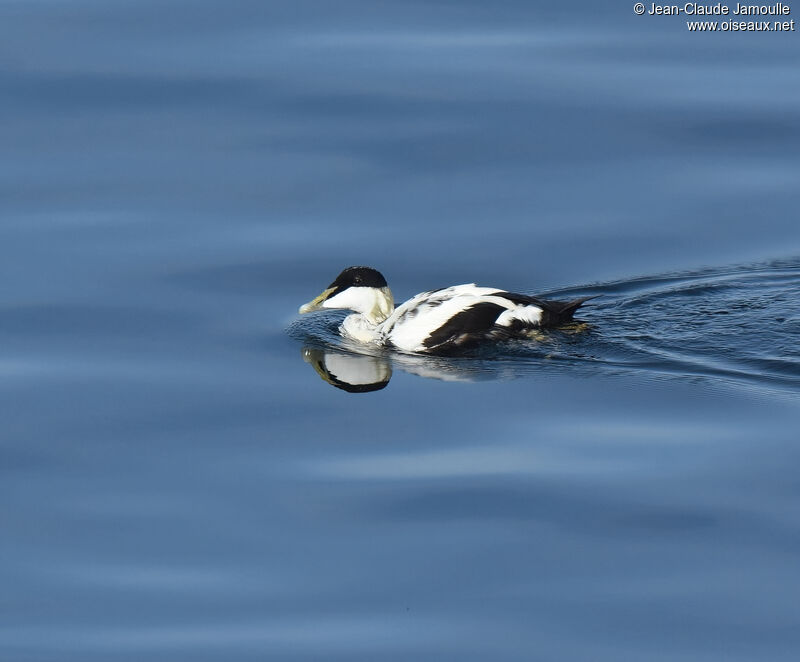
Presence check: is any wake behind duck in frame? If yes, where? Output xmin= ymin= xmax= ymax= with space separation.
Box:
xmin=299 ymin=266 xmax=593 ymax=354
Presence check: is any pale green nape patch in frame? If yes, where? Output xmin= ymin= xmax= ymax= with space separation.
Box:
xmin=366 ymin=286 xmax=394 ymax=324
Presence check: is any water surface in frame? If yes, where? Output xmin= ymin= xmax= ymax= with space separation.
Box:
xmin=1 ymin=1 xmax=799 ymax=660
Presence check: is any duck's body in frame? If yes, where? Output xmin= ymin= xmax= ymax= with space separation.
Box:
xmin=299 ymin=266 xmax=592 ymax=354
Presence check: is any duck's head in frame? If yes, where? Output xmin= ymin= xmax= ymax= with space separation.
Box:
xmin=299 ymin=266 xmax=394 ymax=324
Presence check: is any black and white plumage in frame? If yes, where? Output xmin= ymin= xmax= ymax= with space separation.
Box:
xmin=298 ymin=266 xmax=592 ymax=354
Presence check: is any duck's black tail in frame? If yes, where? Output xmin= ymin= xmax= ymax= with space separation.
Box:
xmin=539 ymin=295 xmax=599 ymax=327
xmin=494 ymin=290 xmax=599 ymax=328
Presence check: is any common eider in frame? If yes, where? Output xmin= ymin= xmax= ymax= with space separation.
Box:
xmin=299 ymin=266 xmax=593 ymax=354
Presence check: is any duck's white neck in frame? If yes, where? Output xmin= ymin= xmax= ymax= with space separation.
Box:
xmin=324 ymin=286 xmax=394 ymax=324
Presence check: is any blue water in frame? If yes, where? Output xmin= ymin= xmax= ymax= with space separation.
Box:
xmin=2 ymin=2 xmax=799 ymax=660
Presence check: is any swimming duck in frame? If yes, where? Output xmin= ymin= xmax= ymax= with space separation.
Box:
xmin=299 ymin=266 xmax=593 ymax=354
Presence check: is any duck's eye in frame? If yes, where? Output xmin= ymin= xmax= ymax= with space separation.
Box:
xmin=354 ymin=276 xmax=362 ymax=284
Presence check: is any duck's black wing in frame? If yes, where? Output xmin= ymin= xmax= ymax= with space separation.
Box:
xmin=422 ymin=301 xmax=509 ymax=354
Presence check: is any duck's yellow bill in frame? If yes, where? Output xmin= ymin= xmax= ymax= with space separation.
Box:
xmin=299 ymin=287 xmax=335 ymax=314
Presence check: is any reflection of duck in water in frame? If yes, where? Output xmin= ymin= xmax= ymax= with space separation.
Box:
xmin=302 ymin=347 xmax=391 ymax=393
xmin=301 ymin=344 xmax=506 ymax=392
xmin=299 ymin=266 xmax=594 ymax=354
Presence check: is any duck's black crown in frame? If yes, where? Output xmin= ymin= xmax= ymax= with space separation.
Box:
xmin=328 ymin=266 xmax=388 ymax=291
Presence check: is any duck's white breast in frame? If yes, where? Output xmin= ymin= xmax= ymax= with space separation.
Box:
xmin=340 ymin=314 xmax=382 ymax=344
